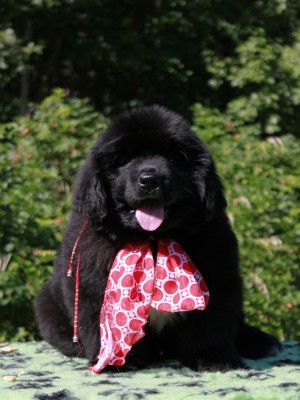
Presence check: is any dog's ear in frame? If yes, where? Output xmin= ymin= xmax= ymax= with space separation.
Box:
xmin=203 ymin=167 xmax=227 ymax=221
xmin=73 ymin=163 xmax=107 ymax=222
xmin=194 ymin=156 xmax=227 ymax=221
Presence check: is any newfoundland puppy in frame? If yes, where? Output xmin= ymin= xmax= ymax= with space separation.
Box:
xmin=35 ymin=105 xmax=280 ymax=371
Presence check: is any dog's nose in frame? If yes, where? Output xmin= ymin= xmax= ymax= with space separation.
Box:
xmin=138 ymin=171 xmax=161 ymax=192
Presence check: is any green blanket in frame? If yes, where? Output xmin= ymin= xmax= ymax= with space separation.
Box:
xmin=1 ymin=341 xmax=299 ymax=399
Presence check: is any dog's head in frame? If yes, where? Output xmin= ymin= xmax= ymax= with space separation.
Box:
xmin=74 ymin=106 xmax=226 ymax=236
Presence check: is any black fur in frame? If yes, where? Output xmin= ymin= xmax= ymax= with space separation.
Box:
xmin=35 ymin=105 xmax=281 ymax=371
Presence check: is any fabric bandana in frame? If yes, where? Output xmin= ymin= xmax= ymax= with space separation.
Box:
xmin=89 ymin=238 xmax=209 ymax=374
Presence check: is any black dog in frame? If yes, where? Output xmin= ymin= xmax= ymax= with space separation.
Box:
xmin=35 ymin=105 xmax=280 ymax=371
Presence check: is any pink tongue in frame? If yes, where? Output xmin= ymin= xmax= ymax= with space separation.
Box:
xmin=135 ymin=203 xmax=164 ymax=231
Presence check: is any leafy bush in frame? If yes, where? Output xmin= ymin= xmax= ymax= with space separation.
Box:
xmin=0 ymin=89 xmax=107 ymax=341
xmin=193 ymin=104 xmax=300 ymax=340
xmin=205 ymin=28 xmax=300 ymax=138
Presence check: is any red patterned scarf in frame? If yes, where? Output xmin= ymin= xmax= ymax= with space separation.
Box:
xmin=67 ymin=221 xmax=209 ymax=373
xmin=89 ymin=238 xmax=209 ymax=373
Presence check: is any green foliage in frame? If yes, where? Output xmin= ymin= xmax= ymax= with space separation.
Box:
xmin=193 ymin=104 xmax=300 ymax=340
xmin=0 ymin=27 xmax=25 ymax=118
xmin=205 ymin=28 xmax=300 ymax=137
xmin=1 ymin=0 xmax=300 ymax=128
xmin=0 ymin=89 xmax=107 ymax=341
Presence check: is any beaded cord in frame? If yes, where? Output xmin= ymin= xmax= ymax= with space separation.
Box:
xmin=66 ymin=219 xmax=89 ymax=349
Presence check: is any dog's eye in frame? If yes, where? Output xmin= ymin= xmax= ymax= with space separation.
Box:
xmin=110 ymin=154 xmax=135 ymax=169
xmin=169 ymin=151 xmax=190 ymax=164
xmin=179 ymin=151 xmax=189 ymax=161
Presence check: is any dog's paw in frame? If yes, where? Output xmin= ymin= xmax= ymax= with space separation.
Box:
xmin=244 ymin=337 xmax=282 ymax=360
xmin=195 ymin=345 xmax=244 ymax=372
xmin=196 ymin=358 xmax=244 ymax=372
xmin=236 ymin=324 xmax=282 ymax=360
